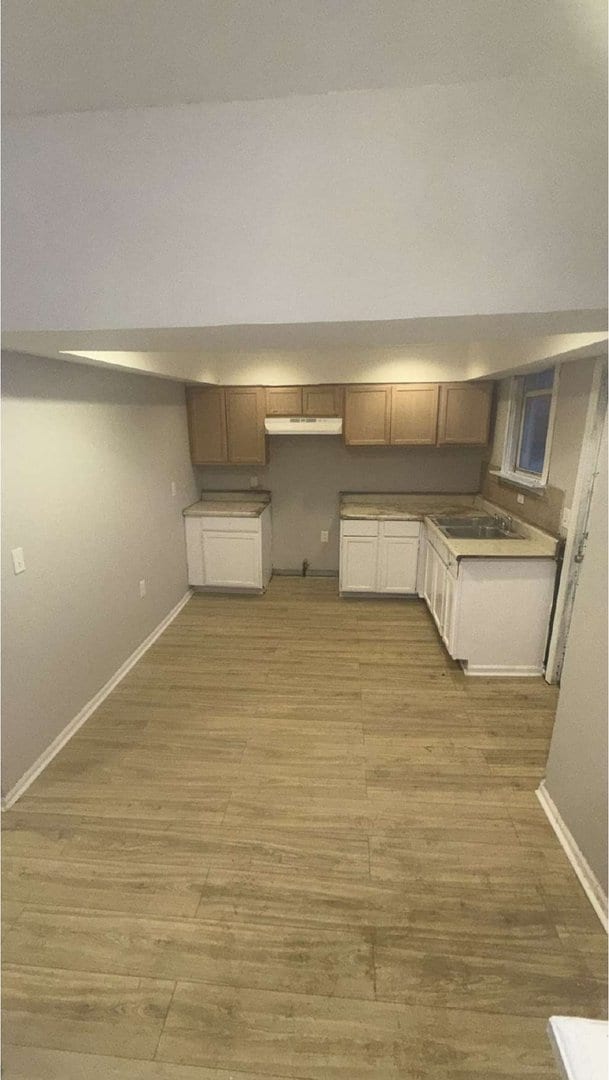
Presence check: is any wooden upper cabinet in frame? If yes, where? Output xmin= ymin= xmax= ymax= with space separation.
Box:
xmin=390 ymin=384 xmax=439 ymax=445
xmin=437 ymin=383 xmax=493 ymax=446
xmin=186 ymin=387 xmax=228 ymax=464
xmin=344 ymin=385 xmax=391 ymax=445
xmin=302 ymin=385 xmax=343 ymax=417
xmin=265 ymin=387 xmax=303 ymax=416
xmin=225 ymin=387 xmax=267 ymax=464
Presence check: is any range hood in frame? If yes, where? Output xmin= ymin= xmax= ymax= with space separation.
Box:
xmin=264 ymin=417 xmax=343 ymax=435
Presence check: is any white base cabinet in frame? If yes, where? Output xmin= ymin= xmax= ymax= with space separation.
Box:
xmin=340 ymin=519 xmax=420 ymax=595
xmin=185 ymin=507 xmax=272 ymax=591
xmin=420 ymin=529 xmax=556 ymax=676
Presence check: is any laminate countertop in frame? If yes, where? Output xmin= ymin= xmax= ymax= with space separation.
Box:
xmin=339 ymin=493 xmax=478 ymax=521
xmin=340 ymin=493 xmax=559 ymax=560
xmin=183 ymin=491 xmax=271 ymax=518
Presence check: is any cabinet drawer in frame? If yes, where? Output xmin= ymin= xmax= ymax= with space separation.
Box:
xmin=199 ymin=515 xmax=261 ymax=533
xmin=380 ymin=520 xmax=420 ymax=538
xmin=340 ymin=519 xmax=379 ymax=537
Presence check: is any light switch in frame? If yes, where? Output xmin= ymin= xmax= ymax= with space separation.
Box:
xmin=11 ymin=547 xmax=25 ymax=574
xmin=516 ymin=493 xmax=525 ymax=505
xmin=139 ymin=579 xmax=147 ymax=598
xmin=171 ymin=480 xmax=177 ymax=497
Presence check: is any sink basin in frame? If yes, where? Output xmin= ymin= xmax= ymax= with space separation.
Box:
xmin=430 ymin=514 xmax=522 ymax=540
xmin=442 ymin=524 xmax=522 ymax=540
xmin=432 ymin=515 xmax=489 ymax=527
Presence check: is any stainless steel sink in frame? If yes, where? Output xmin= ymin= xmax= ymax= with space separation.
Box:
xmin=432 ymin=515 xmax=488 ymax=527
xmin=430 ymin=514 xmax=523 ymax=541
xmin=442 ymin=524 xmax=522 ymax=540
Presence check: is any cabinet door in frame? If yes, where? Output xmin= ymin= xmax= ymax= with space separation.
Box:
xmin=340 ymin=535 xmax=379 ymax=592
xmin=302 ymin=385 xmax=343 ymax=417
xmin=186 ymin=388 xmax=228 ymax=464
xmin=344 ymin=386 xmax=391 ymax=445
xmin=423 ymin=541 xmax=435 ymax=608
xmin=226 ymin=387 xmax=267 ymax=464
xmin=378 ymin=537 xmax=419 ymax=593
xmin=202 ymin=530 xmax=261 ymax=588
xmin=437 ymin=383 xmax=493 ymax=445
xmin=390 ymin=384 xmax=439 ymax=445
xmin=431 ymin=552 xmax=446 ymax=630
xmin=442 ymin=571 xmax=457 ymax=655
xmin=265 ymin=387 xmax=303 ymax=416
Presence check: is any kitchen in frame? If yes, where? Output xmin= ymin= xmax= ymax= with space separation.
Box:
xmin=182 ymin=367 xmax=590 ymax=679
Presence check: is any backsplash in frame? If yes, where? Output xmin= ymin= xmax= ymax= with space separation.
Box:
xmin=481 ymin=463 xmax=564 ymax=536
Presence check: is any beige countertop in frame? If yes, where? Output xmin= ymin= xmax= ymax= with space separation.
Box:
xmin=339 ymin=493 xmax=479 ymax=520
xmin=340 ymin=492 xmax=558 ymax=559
xmin=183 ymin=490 xmax=271 ymax=518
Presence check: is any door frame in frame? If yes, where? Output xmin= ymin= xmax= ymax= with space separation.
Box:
xmin=545 ymin=357 xmax=608 ymax=684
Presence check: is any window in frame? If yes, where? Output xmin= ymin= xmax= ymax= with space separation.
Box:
xmin=497 ymin=366 xmax=558 ymax=489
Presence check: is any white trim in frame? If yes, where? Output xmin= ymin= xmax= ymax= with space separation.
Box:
xmin=460 ymin=662 xmax=544 ymax=677
xmin=545 ymin=359 xmax=608 ymax=684
xmin=488 ymin=468 xmax=547 ymax=493
xmin=1 ymin=590 xmax=193 ymax=811
xmin=536 ymin=781 xmax=608 ymax=931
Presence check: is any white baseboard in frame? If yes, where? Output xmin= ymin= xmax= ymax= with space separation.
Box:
xmin=1 ymin=590 xmax=193 ymax=811
xmin=461 ymin=662 xmax=543 ymax=677
xmin=536 ymin=780 xmax=608 ymax=932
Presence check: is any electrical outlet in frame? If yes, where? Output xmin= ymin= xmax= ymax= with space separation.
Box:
xmin=561 ymin=506 xmax=571 ymax=531
xmin=139 ymin=579 xmax=147 ymax=598
xmin=249 ymin=476 xmax=259 ymax=488
xmin=171 ymin=480 xmax=177 ymax=497
xmin=320 ymin=530 xmax=329 ymax=543
xmin=516 ymin=493 xmax=525 ymax=505
xmin=11 ymin=547 xmax=25 ymax=574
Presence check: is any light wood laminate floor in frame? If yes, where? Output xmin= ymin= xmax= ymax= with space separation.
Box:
xmin=2 ymin=578 xmax=607 ymax=1079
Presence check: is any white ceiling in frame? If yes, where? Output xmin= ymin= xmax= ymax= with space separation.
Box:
xmin=3 ymin=0 xmax=606 ymax=117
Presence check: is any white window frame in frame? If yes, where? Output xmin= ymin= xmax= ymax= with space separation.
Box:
xmin=494 ymin=365 xmax=560 ymax=491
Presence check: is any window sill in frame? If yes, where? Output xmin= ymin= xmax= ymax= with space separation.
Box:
xmin=489 ymin=469 xmax=547 ymax=495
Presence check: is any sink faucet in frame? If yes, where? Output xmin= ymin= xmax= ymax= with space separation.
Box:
xmin=494 ymin=513 xmax=513 ymax=530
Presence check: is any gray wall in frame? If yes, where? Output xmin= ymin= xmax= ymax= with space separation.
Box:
xmin=196 ymin=438 xmax=485 ymax=571
xmin=544 ymin=417 xmax=608 ymax=893
xmin=1 ymin=352 xmax=198 ymax=795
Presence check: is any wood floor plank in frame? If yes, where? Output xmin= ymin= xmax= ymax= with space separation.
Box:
xmin=555 ymin=928 xmax=609 ymax=983
xmin=368 ymin=834 xmax=565 ymax=885
xmin=194 ymin=867 xmax=393 ymax=929
xmin=194 ymin=868 xmax=555 ymax=934
xmin=366 ymin=787 xmax=519 ymax=839
xmin=15 ymin=787 xmax=230 ymax=825
xmin=1 ymin=1044 xmax=290 ymax=1080
xmin=55 ymin=820 xmax=371 ymax=879
xmin=2 ymin=964 xmax=174 ymax=1059
xmin=156 ymin=981 xmax=558 ymax=1078
xmin=3 ymin=909 xmax=375 ymax=1001
xmin=222 ymin=792 xmax=370 ymax=837
xmin=2 ymin=856 xmax=209 ymax=918
xmin=373 ymin=926 xmax=606 ymax=1017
